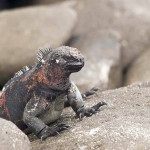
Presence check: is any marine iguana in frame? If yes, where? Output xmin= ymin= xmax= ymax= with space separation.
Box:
xmin=0 ymin=46 xmax=106 ymax=140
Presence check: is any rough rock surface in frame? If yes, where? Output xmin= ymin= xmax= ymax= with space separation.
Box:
xmin=31 ymin=81 xmax=150 ymax=150
xmin=71 ymin=30 xmax=122 ymax=91
xmin=0 ymin=2 xmax=77 ymax=85
xmin=0 ymin=118 xmax=30 ymax=150
xmin=70 ymin=0 xmax=150 ymax=68
xmin=124 ymin=50 xmax=150 ymax=85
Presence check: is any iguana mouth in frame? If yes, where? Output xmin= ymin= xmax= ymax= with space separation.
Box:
xmin=68 ymin=61 xmax=84 ymax=66
xmin=66 ymin=62 xmax=84 ymax=72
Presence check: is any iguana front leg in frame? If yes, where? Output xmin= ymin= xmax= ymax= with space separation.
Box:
xmin=67 ymin=82 xmax=107 ymax=119
xmin=23 ymin=94 xmax=69 ymax=140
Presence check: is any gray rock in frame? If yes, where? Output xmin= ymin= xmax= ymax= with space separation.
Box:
xmin=71 ymin=0 xmax=150 ymax=68
xmin=71 ymin=30 xmax=122 ymax=91
xmin=0 ymin=118 xmax=30 ymax=150
xmin=0 ymin=2 xmax=77 ymax=85
xmin=124 ymin=50 xmax=150 ymax=85
xmin=31 ymin=81 xmax=150 ymax=150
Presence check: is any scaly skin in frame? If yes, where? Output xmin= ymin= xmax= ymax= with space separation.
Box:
xmin=0 ymin=46 xmax=106 ymax=140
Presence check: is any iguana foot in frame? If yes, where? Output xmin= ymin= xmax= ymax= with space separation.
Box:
xmin=38 ymin=123 xmax=70 ymax=141
xmin=76 ymin=102 xmax=107 ymax=120
xmin=82 ymin=87 xmax=99 ymax=99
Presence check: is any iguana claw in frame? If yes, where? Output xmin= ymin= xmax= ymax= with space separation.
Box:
xmin=82 ymin=87 xmax=99 ymax=99
xmin=38 ymin=124 xmax=70 ymax=141
xmin=77 ymin=101 xmax=107 ymax=119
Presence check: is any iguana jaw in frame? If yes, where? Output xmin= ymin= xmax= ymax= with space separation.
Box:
xmin=66 ymin=61 xmax=84 ymax=72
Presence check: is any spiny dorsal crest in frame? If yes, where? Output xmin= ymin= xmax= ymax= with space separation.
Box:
xmin=2 ymin=66 xmax=31 ymax=91
xmin=37 ymin=47 xmax=53 ymax=63
xmin=15 ymin=66 xmax=31 ymax=77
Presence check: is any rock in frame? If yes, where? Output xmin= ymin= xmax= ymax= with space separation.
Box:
xmin=31 ymin=81 xmax=150 ymax=150
xmin=0 ymin=118 xmax=30 ymax=150
xmin=0 ymin=2 xmax=77 ymax=86
xmin=124 ymin=50 xmax=150 ymax=85
xmin=71 ymin=30 xmax=122 ymax=91
xmin=70 ymin=0 xmax=150 ymax=68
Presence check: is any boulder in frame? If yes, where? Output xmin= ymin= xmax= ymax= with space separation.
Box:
xmin=70 ymin=0 xmax=150 ymax=68
xmin=31 ymin=81 xmax=150 ymax=150
xmin=0 ymin=118 xmax=30 ymax=150
xmin=71 ymin=30 xmax=122 ymax=92
xmin=124 ymin=50 xmax=150 ymax=85
xmin=0 ymin=2 xmax=77 ymax=86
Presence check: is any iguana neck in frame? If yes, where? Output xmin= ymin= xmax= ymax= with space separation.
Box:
xmin=32 ymin=63 xmax=71 ymax=91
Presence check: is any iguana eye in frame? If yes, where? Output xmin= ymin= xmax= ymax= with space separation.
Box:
xmin=64 ymin=56 xmax=77 ymax=62
xmin=64 ymin=57 xmax=70 ymax=61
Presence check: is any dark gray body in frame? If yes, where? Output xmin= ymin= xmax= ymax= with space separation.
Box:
xmin=23 ymin=81 xmax=83 ymax=135
xmin=0 ymin=46 xmax=106 ymax=140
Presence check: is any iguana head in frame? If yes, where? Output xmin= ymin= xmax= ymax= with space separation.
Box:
xmin=37 ymin=46 xmax=84 ymax=74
